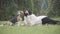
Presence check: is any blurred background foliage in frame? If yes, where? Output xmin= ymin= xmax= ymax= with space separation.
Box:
xmin=0 ymin=0 xmax=60 ymax=20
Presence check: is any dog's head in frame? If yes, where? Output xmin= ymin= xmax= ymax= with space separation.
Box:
xmin=24 ymin=9 xmax=32 ymax=16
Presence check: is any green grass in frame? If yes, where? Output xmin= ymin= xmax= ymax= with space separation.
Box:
xmin=0 ymin=17 xmax=60 ymax=34
xmin=0 ymin=25 xmax=60 ymax=34
xmin=51 ymin=17 xmax=60 ymax=21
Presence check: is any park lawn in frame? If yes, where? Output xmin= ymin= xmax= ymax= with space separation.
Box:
xmin=0 ymin=17 xmax=60 ymax=34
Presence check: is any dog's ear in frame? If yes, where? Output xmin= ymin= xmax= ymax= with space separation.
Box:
xmin=27 ymin=9 xmax=32 ymax=15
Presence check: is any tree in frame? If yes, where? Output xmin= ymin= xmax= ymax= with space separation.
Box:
xmin=48 ymin=0 xmax=60 ymax=17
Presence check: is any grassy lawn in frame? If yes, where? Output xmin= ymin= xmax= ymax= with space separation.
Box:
xmin=0 ymin=17 xmax=60 ymax=34
xmin=0 ymin=25 xmax=60 ymax=34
